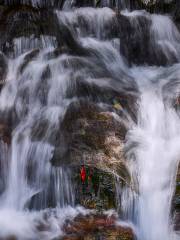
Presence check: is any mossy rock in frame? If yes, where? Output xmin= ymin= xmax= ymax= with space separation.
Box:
xmin=62 ymin=213 xmax=134 ymax=240
xmin=74 ymin=167 xmax=116 ymax=210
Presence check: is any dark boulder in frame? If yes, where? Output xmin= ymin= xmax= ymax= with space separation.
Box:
xmin=0 ymin=52 xmax=7 ymax=86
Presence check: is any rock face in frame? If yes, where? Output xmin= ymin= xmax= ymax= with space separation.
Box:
xmin=60 ymin=102 xmax=126 ymax=167
xmin=0 ymin=122 xmax=11 ymax=145
xmin=52 ymin=99 xmax=132 ymax=180
xmin=118 ymin=13 xmax=175 ymax=66
xmin=74 ymin=167 xmax=116 ymax=210
xmin=0 ymin=52 xmax=7 ymax=84
xmin=174 ymin=165 xmax=180 ymax=231
xmin=62 ymin=213 xmax=134 ymax=240
xmin=0 ymin=2 xmax=179 ymax=65
xmin=51 ymin=100 xmax=132 ymax=210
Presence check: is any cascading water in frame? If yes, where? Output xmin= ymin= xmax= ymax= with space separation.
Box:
xmin=0 ymin=49 xmax=75 ymax=210
xmin=0 ymin=2 xmax=179 ymax=240
xmin=122 ymin=66 xmax=180 ymax=240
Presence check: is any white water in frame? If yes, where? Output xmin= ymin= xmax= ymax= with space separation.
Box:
xmin=0 ymin=6 xmax=179 ymax=240
xmin=136 ymin=92 xmax=179 ymax=240
xmin=0 ymin=206 xmax=90 ymax=240
xmin=123 ymin=72 xmax=180 ymax=240
xmin=0 ymin=48 xmax=79 ymax=238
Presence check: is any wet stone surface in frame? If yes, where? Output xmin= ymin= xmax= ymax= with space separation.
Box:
xmin=62 ymin=213 xmax=134 ymax=240
xmin=174 ymin=165 xmax=180 ymax=231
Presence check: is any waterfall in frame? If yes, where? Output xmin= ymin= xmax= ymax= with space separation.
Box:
xmin=122 ymin=66 xmax=180 ymax=240
xmin=0 ymin=2 xmax=179 ymax=239
xmin=0 ymin=48 xmax=76 ymax=210
xmin=53 ymin=167 xmax=75 ymax=208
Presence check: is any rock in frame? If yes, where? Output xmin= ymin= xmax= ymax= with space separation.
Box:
xmin=50 ymin=99 xmax=133 ymax=210
xmin=173 ymin=164 xmax=180 ymax=231
xmin=62 ymin=213 xmax=134 ymax=240
xmin=52 ymin=101 xmax=130 ymax=181
xmin=0 ymin=236 xmax=17 ymax=240
xmin=50 ymin=100 xmax=132 ymax=210
xmin=174 ymin=211 xmax=180 ymax=231
xmin=0 ymin=5 xmax=61 ymax=55
xmin=118 ymin=11 xmax=179 ymax=66
xmin=0 ymin=122 xmax=11 ymax=145
xmin=0 ymin=1 xmax=179 ymax=62
xmin=0 ymin=52 xmax=7 ymax=87
xmin=139 ymin=0 xmax=174 ymax=6
xmin=74 ymin=167 xmax=117 ymax=210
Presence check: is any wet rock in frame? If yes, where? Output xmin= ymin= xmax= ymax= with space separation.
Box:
xmin=174 ymin=211 xmax=180 ymax=231
xmin=51 ymin=100 xmax=132 ymax=210
xmin=173 ymin=164 xmax=180 ymax=231
xmin=0 ymin=5 xmax=41 ymax=49
xmin=118 ymin=12 xmax=179 ymax=66
xmin=73 ymin=0 xmax=94 ymax=7
xmin=53 ymin=101 xmax=129 ymax=178
xmin=0 ymin=5 xmax=61 ymax=55
xmin=118 ymin=13 xmax=151 ymax=66
xmin=0 ymin=52 xmax=7 ymax=87
xmin=62 ymin=213 xmax=134 ymax=240
xmin=174 ymin=2 xmax=180 ymax=29
xmin=71 ymin=78 xmax=137 ymax=117
xmin=0 ymin=1 xmax=179 ymax=63
xmin=74 ymin=167 xmax=117 ymax=210
xmin=0 ymin=4 xmax=104 ymax=56
xmin=2 ymin=236 xmax=17 ymax=240
xmin=0 ymin=122 xmax=11 ymax=144
xmin=0 ymin=0 xmax=65 ymax=9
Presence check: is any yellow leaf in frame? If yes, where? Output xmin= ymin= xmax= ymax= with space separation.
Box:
xmin=113 ymin=103 xmax=122 ymax=110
